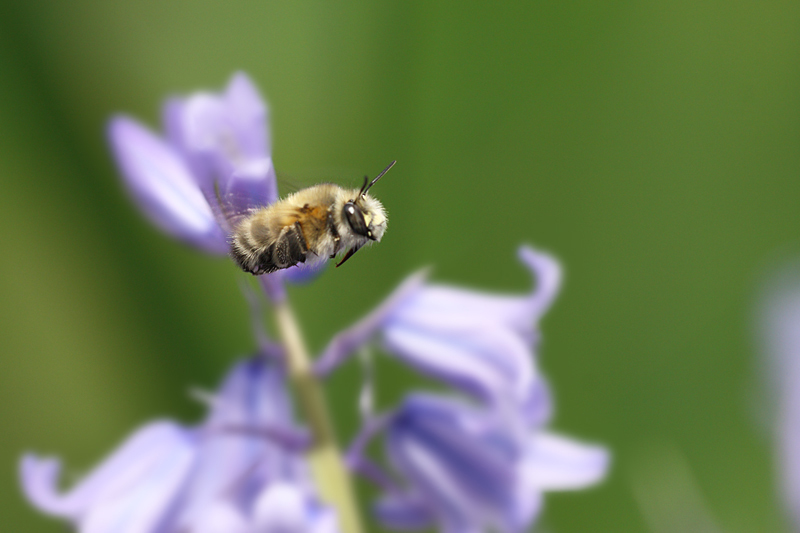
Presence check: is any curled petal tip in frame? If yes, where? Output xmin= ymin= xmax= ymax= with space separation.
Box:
xmin=226 ymin=71 xmax=261 ymax=96
xmin=517 ymin=245 xmax=562 ymax=286
xmin=19 ymin=454 xmax=73 ymax=518
xmin=517 ymin=244 xmax=562 ymax=317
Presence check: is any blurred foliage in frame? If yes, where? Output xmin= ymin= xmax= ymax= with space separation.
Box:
xmin=1 ymin=1 xmax=799 ymax=531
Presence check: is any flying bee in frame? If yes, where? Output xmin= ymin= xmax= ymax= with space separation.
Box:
xmin=229 ymin=161 xmax=394 ymax=275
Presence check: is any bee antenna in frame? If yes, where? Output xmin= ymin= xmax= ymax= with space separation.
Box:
xmin=359 ymin=160 xmax=396 ymax=197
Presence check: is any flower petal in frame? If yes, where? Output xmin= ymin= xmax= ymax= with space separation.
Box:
xmin=108 ymin=116 xmax=228 ymax=254
xmin=402 ymin=246 xmax=561 ymax=344
xmin=522 ymin=432 xmax=610 ymax=491
xmin=190 ymin=501 xmax=249 ymax=533
xmin=373 ymin=492 xmax=435 ymax=530
xmin=163 ymin=73 xmax=273 ymax=210
xmin=222 ymin=72 xmax=270 ymax=161
xmin=517 ymin=245 xmax=561 ymax=323
xmin=175 ymin=358 xmax=304 ymax=530
xmin=520 ymin=378 xmax=553 ymax=427
xmin=282 ymin=260 xmax=328 ymax=284
xmin=382 ymin=318 xmax=534 ymax=406
xmin=206 ymin=357 xmax=294 ymax=429
xmin=21 ymin=421 xmax=196 ymax=531
xmin=253 ymin=482 xmax=339 ymax=533
xmin=223 ymin=157 xmax=278 ymax=214
xmin=385 ymin=394 xmax=523 ymax=532
xmin=375 ymin=248 xmax=560 ymax=409
xmin=315 ymin=269 xmax=429 ymax=376
xmin=253 ymin=483 xmax=307 ymax=531
xmin=758 ymin=270 xmax=800 ymax=527
xmin=20 ymin=456 xmax=65 ymax=515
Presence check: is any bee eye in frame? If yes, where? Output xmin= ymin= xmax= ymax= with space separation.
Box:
xmin=343 ymin=202 xmax=369 ymax=237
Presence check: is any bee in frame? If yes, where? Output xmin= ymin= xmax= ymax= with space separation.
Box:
xmin=229 ymin=161 xmax=395 ymax=275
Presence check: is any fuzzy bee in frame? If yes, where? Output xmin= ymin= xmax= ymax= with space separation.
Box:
xmin=229 ymin=161 xmax=394 ymax=275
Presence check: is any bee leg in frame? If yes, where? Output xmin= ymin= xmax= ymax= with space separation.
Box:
xmin=273 ymin=223 xmax=308 ymax=269
xmin=327 ymin=210 xmax=341 ymax=258
xmin=292 ymin=222 xmax=309 ymax=255
xmin=335 ymin=246 xmax=361 ymax=268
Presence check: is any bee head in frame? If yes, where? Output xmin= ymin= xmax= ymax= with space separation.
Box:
xmin=342 ymin=160 xmax=394 ymax=241
xmin=343 ymin=196 xmax=387 ymax=241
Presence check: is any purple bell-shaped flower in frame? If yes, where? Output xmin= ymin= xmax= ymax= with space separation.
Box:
xmin=20 ymin=356 xmax=340 ymax=533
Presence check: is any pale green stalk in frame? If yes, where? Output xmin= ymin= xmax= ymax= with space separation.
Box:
xmin=273 ymin=298 xmax=363 ymax=533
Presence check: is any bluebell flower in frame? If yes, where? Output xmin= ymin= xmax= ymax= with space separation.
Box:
xmin=185 ymin=482 xmax=338 ymax=533
xmin=369 ymin=393 xmax=609 ymax=533
xmin=317 ymin=245 xmax=560 ymax=420
xmin=108 ymin=73 xmax=313 ymax=294
xmin=321 ymin=245 xmax=608 ymax=530
xmin=162 ymin=73 xmax=276 ymax=211
xmin=760 ymin=267 xmax=800 ymax=530
xmin=20 ymin=357 xmax=340 ymax=533
xmin=21 ymin=421 xmax=198 ymax=533
xmin=108 ymin=73 xmax=273 ymax=253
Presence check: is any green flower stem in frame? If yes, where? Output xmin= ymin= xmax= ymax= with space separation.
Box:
xmin=273 ymin=299 xmax=363 ymax=533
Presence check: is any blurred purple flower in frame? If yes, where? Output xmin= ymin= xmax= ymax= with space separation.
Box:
xmin=186 ymin=481 xmax=338 ymax=533
xmin=323 ymin=244 xmax=608 ymax=530
xmin=109 ymin=114 xmax=230 ymax=254
xmin=317 ymin=245 xmax=561 ymax=419
xmin=108 ymin=73 xmax=274 ymax=252
xmin=21 ymin=421 xmax=197 ymax=533
xmin=366 ymin=393 xmax=608 ymax=532
xmin=20 ymin=357 xmax=339 ymax=533
xmin=760 ymin=267 xmax=800 ymax=530
xmin=107 ymin=73 xmax=315 ymax=290
xmin=163 ymin=73 xmax=274 ymax=206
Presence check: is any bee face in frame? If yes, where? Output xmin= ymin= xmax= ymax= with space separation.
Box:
xmin=343 ymin=193 xmax=387 ymax=242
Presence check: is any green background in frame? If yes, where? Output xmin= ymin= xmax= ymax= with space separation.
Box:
xmin=1 ymin=1 xmax=799 ymax=531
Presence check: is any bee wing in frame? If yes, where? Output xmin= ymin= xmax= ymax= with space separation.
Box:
xmin=210 ymin=172 xmax=310 ymax=234
xmin=211 ymin=183 xmax=259 ymax=233
xmin=275 ymin=171 xmax=305 ymax=195
xmin=203 ymin=160 xmax=280 ymax=234
xmin=277 ymin=166 xmax=368 ymax=193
